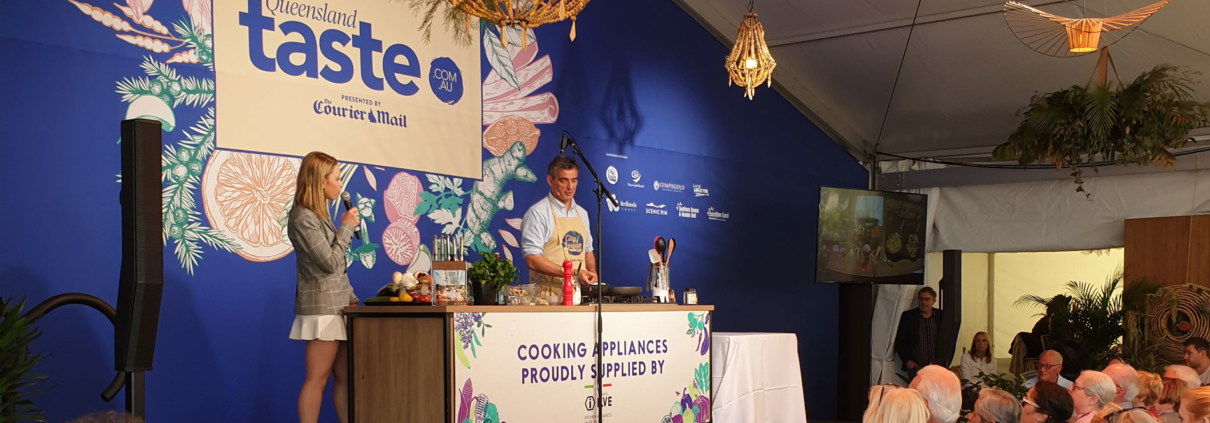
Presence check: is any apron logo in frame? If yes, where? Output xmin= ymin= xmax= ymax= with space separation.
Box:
xmin=562 ymin=231 xmax=585 ymax=256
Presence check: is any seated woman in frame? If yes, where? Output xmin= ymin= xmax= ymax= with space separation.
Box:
xmin=1134 ymin=371 xmax=1162 ymax=414
xmin=1021 ymin=381 xmax=1073 ymax=423
xmin=962 ymin=332 xmax=996 ymax=383
xmin=863 ymin=385 xmax=929 ymax=423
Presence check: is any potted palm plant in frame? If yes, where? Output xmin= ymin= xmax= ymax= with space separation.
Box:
xmin=1015 ymin=270 xmax=1158 ymax=375
xmin=1 ymin=298 xmax=52 ymax=423
xmin=468 ymin=252 xmax=518 ymax=305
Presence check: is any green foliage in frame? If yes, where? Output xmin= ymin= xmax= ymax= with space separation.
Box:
xmin=389 ymin=0 xmax=477 ymax=46
xmin=1016 ymin=270 xmax=1160 ymax=374
xmin=993 ymin=65 xmax=1210 ymax=198
xmin=468 ymin=251 xmax=518 ymax=290
xmin=0 ymin=298 xmax=52 ymax=423
xmin=1112 ymin=313 xmax=1164 ymax=374
xmin=977 ymin=371 xmax=1029 ymax=400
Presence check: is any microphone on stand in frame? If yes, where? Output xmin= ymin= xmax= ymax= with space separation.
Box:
xmin=559 ymin=133 xmax=569 ymax=155
xmin=340 ymin=192 xmax=361 ymax=240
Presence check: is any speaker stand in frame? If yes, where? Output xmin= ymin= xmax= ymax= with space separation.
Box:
xmin=125 ymin=372 xmax=145 ymax=418
xmin=21 ymin=293 xmax=144 ymax=417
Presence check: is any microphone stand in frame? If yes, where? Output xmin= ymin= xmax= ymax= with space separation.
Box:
xmin=562 ymin=131 xmax=617 ymax=423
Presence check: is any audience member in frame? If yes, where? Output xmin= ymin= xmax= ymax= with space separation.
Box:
xmin=1156 ymin=377 xmax=1187 ymax=423
xmin=911 ymin=365 xmax=962 ymax=423
xmin=1180 ymin=386 xmax=1210 ymax=423
xmin=1021 ymin=382 xmax=1074 ymax=423
xmin=1104 ymin=363 xmax=1141 ymax=409
xmin=962 ymin=332 xmax=996 ymax=382
xmin=1071 ymin=371 xmax=1117 ymax=423
xmin=1185 ymin=338 xmax=1210 ymax=387
xmin=865 ymin=386 xmax=930 ymax=423
xmin=1024 ymin=350 xmax=1073 ymax=388
xmin=967 ymin=388 xmax=1021 ymax=423
xmin=1135 ymin=371 xmax=1161 ymax=411
xmin=1164 ymin=365 xmax=1202 ymax=390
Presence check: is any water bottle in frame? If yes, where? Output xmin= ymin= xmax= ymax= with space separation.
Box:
xmin=562 ymin=260 xmax=574 ymax=306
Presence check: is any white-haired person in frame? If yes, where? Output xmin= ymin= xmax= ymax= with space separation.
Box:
xmin=864 ymin=385 xmax=930 ymax=423
xmin=911 ymin=365 xmax=962 ymax=423
xmin=1024 ymin=350 xmax=1073 ymax=389
xmin=1104 ymin=363 xmax=1141 ymax=409
xmin=966 ymin=388 xmax=1021 ymax=423
xmin=1164 ymin=364 xmax=1202 ymax=390
xmin=1071 ymin=371 xmax=1118 ymax=423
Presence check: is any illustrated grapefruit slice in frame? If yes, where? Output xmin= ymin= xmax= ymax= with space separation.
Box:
xmin=202 ymin=150 xmax=300 ymax=262
xmin=383 ymin=220 xmax=421 ymax=266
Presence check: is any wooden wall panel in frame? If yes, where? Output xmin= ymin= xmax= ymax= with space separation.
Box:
xmin=1187 ymin=215 xmax=1210 ymax=286
xmin=1124 ymin=216 xmax=1210 ymax=288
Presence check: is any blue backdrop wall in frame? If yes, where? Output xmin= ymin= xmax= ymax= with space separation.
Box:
xmin=0 ymin=0 xmax=867 ymax=421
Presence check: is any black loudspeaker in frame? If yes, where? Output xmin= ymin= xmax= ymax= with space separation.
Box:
xmin=936 ymin=250 xmax=963 ymax=367
xmin=115 ymin=119 xmax=164 ymax=373
xmin=837 ymin=284 xmax=874 ymax=421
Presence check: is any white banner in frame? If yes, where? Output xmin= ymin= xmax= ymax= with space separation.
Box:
xmin=213 ymin=0 xmax=482 ymax=178
xmin=452 ymin=310 xmax=713 ymax=423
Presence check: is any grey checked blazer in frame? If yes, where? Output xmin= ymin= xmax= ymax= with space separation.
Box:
xmin=288 ymin=206 xmax=358 ymax=315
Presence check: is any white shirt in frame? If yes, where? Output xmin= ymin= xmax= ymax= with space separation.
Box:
xmin=1200 ymin=365 xmax=1210 ymax=386
xmin=520 ymin=193 xmax=594 ymax=258
xmin=1022 ymin=374 xmax=1073 ymax=389
xmin=960 ymin=354 xmax=997 ymax=381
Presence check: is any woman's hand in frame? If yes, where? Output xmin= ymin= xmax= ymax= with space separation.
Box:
xmin=341 ymin=208 xmax=360 ymax=228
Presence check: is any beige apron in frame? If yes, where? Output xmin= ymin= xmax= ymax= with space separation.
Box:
xmin=530 ymin=198 xmax=588 ymax=288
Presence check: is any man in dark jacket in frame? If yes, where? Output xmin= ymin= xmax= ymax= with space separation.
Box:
xmin=895 ymin=285 xmax=943 ymax=382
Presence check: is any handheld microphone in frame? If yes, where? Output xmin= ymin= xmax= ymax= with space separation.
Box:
xmin=559 ymin=134 xmax=568 ymax=155
xmin=340 ymin=192 xmax=361 ymax=240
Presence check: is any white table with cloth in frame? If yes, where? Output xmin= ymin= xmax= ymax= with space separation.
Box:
xmin=711 ymin=332 xmax=808 ymax=423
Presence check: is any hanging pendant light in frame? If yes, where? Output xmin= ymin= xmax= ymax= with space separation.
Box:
xmin=725 ymin=0 xmax=777 ymax=100
xmin=1004 ymin=0 xmax=1169 ymax=57
xmin=448 ymin=0 xmax=590 ymax=47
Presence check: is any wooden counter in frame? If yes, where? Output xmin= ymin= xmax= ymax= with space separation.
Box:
xmin=343 ymin=304 xmax=715 ymax=423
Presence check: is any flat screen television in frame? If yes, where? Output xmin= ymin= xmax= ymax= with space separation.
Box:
xmin=816 ymin=187 xmax=927 ymax=284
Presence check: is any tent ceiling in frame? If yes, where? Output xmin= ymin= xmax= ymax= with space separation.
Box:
xmin=674 ymin=0 xmax=1210 ymax=162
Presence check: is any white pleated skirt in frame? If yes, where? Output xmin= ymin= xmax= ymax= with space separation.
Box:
xmin=289 ymin=315 xmax=347 ymax=341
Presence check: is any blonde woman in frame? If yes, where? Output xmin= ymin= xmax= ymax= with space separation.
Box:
xmin=1134 ymin=371 xmax=1161 ymax=412
xmin=288 ymin=152 xmax=360 ymax=423
xmin=865 ymin=386 xmax=929 ymax=423
xmin=962 ymin=332 xmax=996 ymax=382
xmin=1094 ymin=406 xmax=1158 ymax=423
xmin=864 ymin=384 xmax=901 ymax=423
xmin=1181 ymin=386 xmax=1210 ymax=423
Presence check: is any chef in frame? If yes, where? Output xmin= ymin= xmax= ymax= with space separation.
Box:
xmin=521 ymin=156 xmax=599 ymax=288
